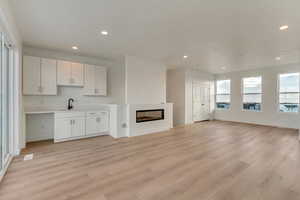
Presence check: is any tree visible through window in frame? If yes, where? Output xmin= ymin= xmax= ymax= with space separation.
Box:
xmin=216 ymin=80 xmax=230 ymax=109
xmin=279 ymin=73 xmax=300 ymax=113
xmin=242 ymin=77 xmax=262 ymax=111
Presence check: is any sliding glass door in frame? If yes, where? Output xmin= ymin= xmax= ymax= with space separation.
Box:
xmin=0 ymin=32 xmax=2 ymax=171
xmin=0 ymin=31 xmax=12 ymax=173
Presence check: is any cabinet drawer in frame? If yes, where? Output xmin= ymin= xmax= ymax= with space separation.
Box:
xmin=86 ymin=111 xmax=108 ymax=117
xmin=55 ymin=112 xmax=85 ymax=119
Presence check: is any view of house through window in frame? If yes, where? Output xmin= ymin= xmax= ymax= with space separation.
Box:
xmin=216 ymin=80 xmax=230 ymax=109
xmin=242 ymin=76 xmax=262 ymax=111
xmin=279 ymin=73 xmax=300 ymax=113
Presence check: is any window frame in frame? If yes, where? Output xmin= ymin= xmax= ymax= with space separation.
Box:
xmin=241 ymin=76 xmax=263 ymax=112
xmin=0 ymin=31 xmax=15 ymax=180
xmin=277 ymin=72 xmax=300 ymax=114
xmin=215 ymin=79 xmax=231 ymax=110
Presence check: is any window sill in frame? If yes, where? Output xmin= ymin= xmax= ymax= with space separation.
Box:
xmin=242 ymin=109 xmax=262 ymax=112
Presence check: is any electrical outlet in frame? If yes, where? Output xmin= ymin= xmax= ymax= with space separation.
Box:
xmin=24 ymin=154 xmax=34 ymax=161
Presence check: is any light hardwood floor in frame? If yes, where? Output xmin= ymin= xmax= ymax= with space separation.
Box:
xmin=0 ymin=120 xmax=300 ymax=200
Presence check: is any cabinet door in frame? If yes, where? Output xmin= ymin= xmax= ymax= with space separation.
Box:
xmin=99 ymin=112 xmax=109 ymax=132
xmin=55 ymin=118 xmax=72 ymax=140
xmin=95 ymin=66 xmax=107 ymax=96
xmin=86 ymin=116 xmax=99 ymax=135
xmin=57 ymin=60 xmax=72 ymax=85
xmin=71 ymin=62 xmax=84 ymax=86
xmin=71 ymin=117 xmax=85 ymax=137
xmin=41 ymin=58 xmax=57 ymax=95
xmin=23 ymin=56 xmax=41 ymax=95
xmin=83 ymin=64 xmax=95 ymax=95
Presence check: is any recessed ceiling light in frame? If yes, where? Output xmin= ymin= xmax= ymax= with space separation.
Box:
xmin=72 ymin=46 xmax=78 ymax=50
xmin=183 ymin=55 xmax=188 ymax=59
xmin=101 ymin=30 xmax=109 ymax=35
xmin=279 ymin=25 xmax=289 ymax=30
xmin=221 ymin=66 xmax=226 ymax=70
xmin=275 ymin=56 xmax=281 ymax=61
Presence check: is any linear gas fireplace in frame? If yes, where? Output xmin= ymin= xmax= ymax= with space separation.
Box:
xmin=136 ymin=109 xmax=164 ymax=123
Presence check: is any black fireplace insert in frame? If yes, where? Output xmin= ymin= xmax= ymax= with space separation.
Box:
xmin=136 ymin=109 xmax=164 ymax=123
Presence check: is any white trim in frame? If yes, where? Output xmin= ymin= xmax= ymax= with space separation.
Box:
xmin=0 ymin=154 xmax=13 ymax=182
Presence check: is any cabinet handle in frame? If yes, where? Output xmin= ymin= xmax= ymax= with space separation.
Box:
xmin=95 ymin=89 xmax=98 ymax=94
xmin=73 ymin=119 xmax=75 ymax=124
xmin=70 ymin=120 xmax=73 ymax=125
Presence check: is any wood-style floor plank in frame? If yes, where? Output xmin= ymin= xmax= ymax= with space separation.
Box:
xmin=0 ymin=120 xmax=299 ymax=200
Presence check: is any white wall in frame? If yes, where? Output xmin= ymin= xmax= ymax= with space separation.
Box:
xmin=167 ymin=68 xmax=186 ymax=126
xmin=214 ymin=64 xmax=300 ymax=129
xmin=125 ymin=56 xmax=166 ymax=104
xmin=23 ymin=46 xmax=126 ymax=110
xmin=126 ymin=103 xmax=173 ymax=137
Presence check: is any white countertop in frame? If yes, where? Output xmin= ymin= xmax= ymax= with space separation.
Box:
xmin=24 ymin=107 xmax=112 ymax=115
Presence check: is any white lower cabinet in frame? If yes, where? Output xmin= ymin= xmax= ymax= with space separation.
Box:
xmin=54 ymin=111 xmax=109 ymax=142
xmin=86 ymin=111 xmax=109 ymax=136
xmin=71 ymin=117 xmax=86 ymax=138
xmin=55 ymin=118 xmax=72 ymax=140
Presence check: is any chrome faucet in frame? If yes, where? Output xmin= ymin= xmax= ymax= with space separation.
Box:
xmin=68 ymin=98 xmax=74 ymax=110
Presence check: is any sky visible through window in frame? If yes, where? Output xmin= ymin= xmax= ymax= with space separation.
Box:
xmin=216 ymin=80 xmax=230 ymax=95
xmin=243 ymin=77 xmax=262 ymax=94
xmin=243 ymin=77 xmax=262 ymax=104
xmin=280 ymin=73 xmax=299 ymax=93
xmin=279 ymin=73 xmax=299 ymax=112
xmin=216 ymin=80 xmax=230 ymax=109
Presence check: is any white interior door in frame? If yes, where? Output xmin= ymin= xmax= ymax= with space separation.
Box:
xmin=192 ymin=82 xmax=210 ymax=122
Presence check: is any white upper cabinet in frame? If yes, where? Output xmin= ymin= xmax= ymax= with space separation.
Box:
xmin=23 ymin=56 xmax=57 ymax=95
xmin=57 ymin=60 xmax=84 ymax=86
xmin=71 ymin=62 xmax=84 ymax=86
xmin=83 ymin=64 xmax=95 ymax=95
xmin=57 ymin=60 xmax=71 ymax=86
xmin=41 ymin=58 xmax=57 ymax=95
xmin=23 ymin=56 xmax=41 ymax=95
xmin=95 ymin=66 xmax=107 ymax=96
xmin=83 ymin=64 xmax=107 ymax=96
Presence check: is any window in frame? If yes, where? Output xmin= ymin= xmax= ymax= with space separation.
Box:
xmin=216 ymin=80 xmax=230 ymax=109
xmin=242 ymin=76 xmax=262 ymax=111
xmin=278 ymin=73 xmax=300 ymax=113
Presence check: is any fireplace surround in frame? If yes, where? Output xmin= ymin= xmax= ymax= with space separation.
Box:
xmin=136 ymin=109 xmax=164 ymax=123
